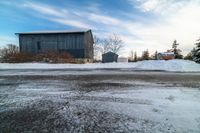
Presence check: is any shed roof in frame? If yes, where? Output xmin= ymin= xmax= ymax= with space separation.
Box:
xmin=15 ymin=29 xmax=91 ymax=35
xmin=102 ymin=51 xmax=118 ymax=56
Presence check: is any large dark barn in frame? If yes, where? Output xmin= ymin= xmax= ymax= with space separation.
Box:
xmin=15 ymin=29 xmax=94 ymax=61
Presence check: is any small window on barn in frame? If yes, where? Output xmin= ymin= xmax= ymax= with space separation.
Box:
xmin=37 ymin=41 xmax=41 ymax=50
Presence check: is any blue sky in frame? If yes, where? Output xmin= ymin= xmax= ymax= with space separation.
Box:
xmin=1 ymin=0 xmax=200 ymax=56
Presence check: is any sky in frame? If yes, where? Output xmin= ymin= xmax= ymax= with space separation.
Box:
xmin=1 ymin=0 xmax=200 ymax=56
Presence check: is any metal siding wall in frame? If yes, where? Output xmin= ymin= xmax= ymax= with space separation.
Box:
xmin=73 ymin=35 xmax=76 ymax=49
xmin=102 ymin=53 xmax=118 ymax=63
xmin=20 ymin=35 xmax=36 ymax=54
xmin=19 ymin=33 xmax=86 ymax=58
xmin=71 ymin=35 xmax=74 ymax=49
xmin=68 ymin=35 xmax=70 ymax=49
xmin=83 ymin=31 xmax=93 ymax=59
xmin=38 ymin=34 xmax=56 ymax=52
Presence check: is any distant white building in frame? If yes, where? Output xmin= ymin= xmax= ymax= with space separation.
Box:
xmin=117 ymin=57 xmax=128 ymax=63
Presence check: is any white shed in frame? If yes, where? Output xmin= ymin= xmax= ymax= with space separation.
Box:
xmin=117 ymin=57 xmax=128 ymax=63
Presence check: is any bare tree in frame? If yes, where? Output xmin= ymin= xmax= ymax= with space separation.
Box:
xmin=8 ymin=44 xmax=19 ymax=54
xmin=129 ymin=50 xmax=134 ymax=59
xmin=0 ymin=44 xmax=19 ymax=62
xmin=107 ymin=33 xmax=124 ymax=54
xmin=100 ymin=39 xmax=110 ymax=54
xmin=93 ymin=36 xmax=110 ymax=60
xmin=93 ymin=33 xmax=124 ymax=60
xmin=93 ymin=36 xmax=101 ymax=60
xmin=0 ymin=44 xmax=19 ymax=58
xmin=128 ymin=50 xmax=135 ymax=62
xmin=134 ymin=52 xmax=137 ymax=62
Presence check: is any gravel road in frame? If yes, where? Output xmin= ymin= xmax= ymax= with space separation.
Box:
xmin=0 ymin=69 xmax=200 ymax=133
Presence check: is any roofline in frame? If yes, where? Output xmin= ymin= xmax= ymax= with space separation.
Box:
xmin=15 ymin=29 xmax=92 ymax=35
xmin=102 ymin=51 xmax=118 ymax=55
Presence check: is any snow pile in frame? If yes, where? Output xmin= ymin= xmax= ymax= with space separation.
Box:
xmin=134 ymin=59 xmax=200 ymax=72
xmin=0 ymin=59 xmax=200 ymax=72
xmin=0 ymin=62 xmax=134 ymax=69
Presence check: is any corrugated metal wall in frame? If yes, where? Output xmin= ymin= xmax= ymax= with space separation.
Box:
xmin=102 ymin=52 xmax=118 ymax=63
xmin=19 ymin=33 xmax=87 ymax=58
xmin=84 ymin=31 xmax=94 ymax=59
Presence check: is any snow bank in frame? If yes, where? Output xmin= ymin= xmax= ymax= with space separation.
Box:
xmin=134 ymin=59 xmax=200 ymax=72
xmin=0 ymin=59 xmax=200 ymax=72
xmin=0 ymin=62 xmax=134 ymax=69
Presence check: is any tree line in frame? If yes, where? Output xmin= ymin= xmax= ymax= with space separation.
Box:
xmin=94 ymin=34 xmax=200 ymax=64
xmin=0 ymin=34 xmax=200 ymax=63
xmin=128 ymin=40 xmax=183 ymax=62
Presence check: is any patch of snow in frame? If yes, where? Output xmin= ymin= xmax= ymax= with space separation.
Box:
xmin=1 ymin=76 xmax=200 ymax=132
xmin=134 ymin=59 xmax=200 ymax=72
xmin=83 ymin=86 xmax=200 ymax=132
xmin=0 ymin=59 xmax=200 ymax=72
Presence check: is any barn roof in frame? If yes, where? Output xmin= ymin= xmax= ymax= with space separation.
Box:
xmin=15 ymin=29 xmax=91 ymax=35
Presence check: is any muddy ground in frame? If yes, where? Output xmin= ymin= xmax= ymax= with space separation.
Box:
xmin=0 ymin=70 xmax=200 ymax=133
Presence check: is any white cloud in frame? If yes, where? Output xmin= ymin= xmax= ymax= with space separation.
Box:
xmin=137 ymin=0 xmax=160 ymax=12
xmin=49 ymin=18 xmax=91 ymax=29
xmin=9 ymin=1 xmax=200 ymax=57
xmin=116 ymin=0 xmax=200 ymax=56
xmin=22 ymin=2 xmax=91 ymax=29
xmin=130 ymin=0 xmax=187 ymax=15
xmin=21 ymin=2 xmax=122 ymax=29
xmin=22 ymin=2 xmax=67 ymax=18
xmin=88 ymin=13 xmax=121 ymax=25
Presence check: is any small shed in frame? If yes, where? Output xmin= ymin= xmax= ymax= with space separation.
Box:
xmin=102 ymin=52 xmax=118 ymax=63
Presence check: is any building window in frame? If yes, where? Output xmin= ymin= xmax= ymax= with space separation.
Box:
xmin=37 ymin=41 xmax=41 ymax=50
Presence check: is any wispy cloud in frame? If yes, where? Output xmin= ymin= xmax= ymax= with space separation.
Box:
xmin=88 ymin=13 xmax=121 ymax=25
xmin=21 ymin=2 xmax=91 ymax=28
xmin=128 ymin=0 xmax=190 ymax=16
xmin=20 ymin=1 xmax=200 ymax=55
xmin=49 ymin=18 xmax=91 ymax=29
xmin=102 ymin=0 xmax=197 ymax=55
xmin=136 ymin=0 xmax=160 ymax=12
xmin=2 ymin=0 xmax=200 ymax=56
xmin=22 ymin=2 xmax=67 ymax=17
xmin=20 ymin=1 xmax=123 ymax=30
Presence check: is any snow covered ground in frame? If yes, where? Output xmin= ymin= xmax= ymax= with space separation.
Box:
xmin=84 ymin=87 xmax=200 ymax=132
xmin=0 ymin=71 xmax=200 ymax=132
xmin=1 ymin=60 xmax=200 ymax=132
xmin=0 ymin=59 xmax=200 ymax=72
